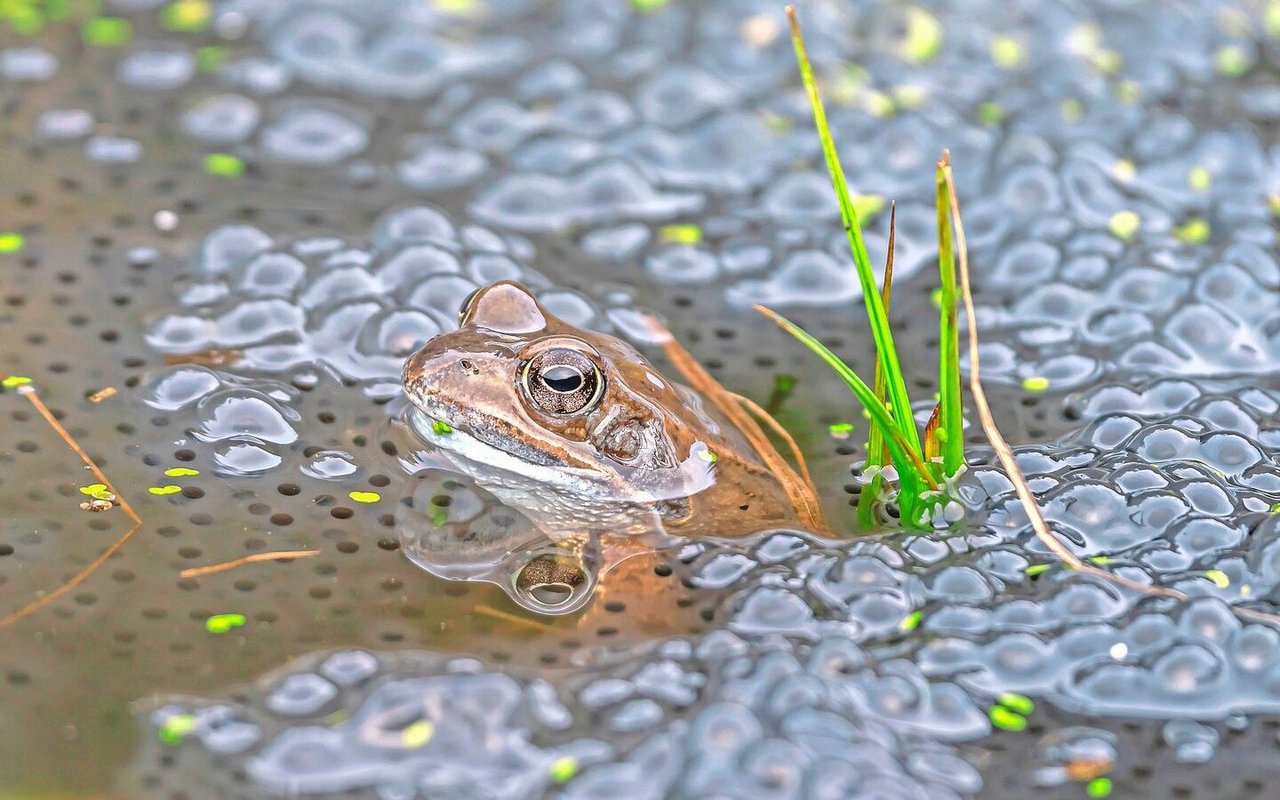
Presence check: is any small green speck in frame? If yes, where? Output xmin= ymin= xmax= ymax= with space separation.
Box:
xmin=977 ymin=101 xmax=1005 ymax=126
xmin=698 ymin=449 xmax=718 ymax=464
xmin=8 ymin=7 xmax=43 ymax=35
xmin=898 ymin=611 xmax=923 ymax=632
xmin=549 ymin=755 xmax=579 ymax=784
xmin=431 ymin=420 xmax=453 ymax=436
xmin=1205 ymin=569 xmax=1230 ymax=589
xmin=0 ymin=232 xmax=26 ymax=254
xmin=1060 ymin=98 xmax=1084 ymax=123
xmin=850 ymin=193 xmax=886 ymax=222
xmin=349 ymin=490 xmax=381 ymax=504
xmin=160 ymin=0 xmax=211 ymax=32
xmin=196 ymin=45 xmax=226 ymax=72
xmin=1024 ymin=563 xmax=1052 ymax=577
xmin=82 ymin=16 xmax=132 ymax=47
xmin=828 ymin=422 xmax=855 ymax=438
xmin=1115 ymin=80 xmax=1141 ymax=104
xmin=158 ymin=714 xmax=197 ymax=746
xmin=164 ymin=467 xmax=200 ymax=477
xmin=1086 ymin=777 xmax=1113 ymax=798
xmin=1270 ymin=502 xmax=1280 ymax=513
xmin=79 ymin=483 xmax=113 ymax=501
xmin=1214 ymin=45 xmax=1250 ymax=77
xmin=204 ymin=153 xmax=245 ymax=178
xmin=659 ymin=224 xmax=702 ymax=245
xmin=400 ymin=719 xmax=434 ymax=748
xmin=1173 ymin=218 xmax=1210 ymax=244
xmin=990 ymin=35 xmax=1024 ymax=68
xmin=2 ymin=375 xmax=33 ymax=388
xmin=148 ymin=484 xmax=182 ymax=496
xmin=891 ymin=84 xmax=927 ymax=110
xmin=1087 ymin=555 xmax=1114 ymax=566
xmin=997 ymin=692 xmax=1035 ymax=715
xmin=1187 ymin=166 xmax=1212 ymax=192
xmin=899 ymin=7 xmax=943 ymax=64
xmin=205 ymin=613 xmax=246 ymax=634
xmin=1108 ymin=209 xmax=1140 ymax=242
xmin=631 ymin=0 xmax=669 ymax=11
xmin=1021 ymin=376 xmax=1050 ymax=393
xmin=1111 ymin=159 xmax=1136 ymax=183
xmin=988 ymin=705 xmax=1027 ymax=732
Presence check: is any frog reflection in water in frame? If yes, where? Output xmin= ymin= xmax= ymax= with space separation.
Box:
xmin=398 ymin=281 xmax=823 ymax=620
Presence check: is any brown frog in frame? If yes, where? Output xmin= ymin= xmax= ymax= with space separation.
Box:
xmin=399 ymin=281 xmax=822 ymax=619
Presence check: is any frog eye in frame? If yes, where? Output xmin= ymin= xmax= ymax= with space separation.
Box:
xmin=521 ymin=347 xmax=604 ymax=415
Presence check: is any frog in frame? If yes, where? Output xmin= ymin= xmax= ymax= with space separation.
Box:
xmin=397 ymin=280 xmax=823 ymax=620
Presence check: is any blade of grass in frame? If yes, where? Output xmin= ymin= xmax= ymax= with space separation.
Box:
xmin=756 ymin=305 xmax=937 ymax=498
xmin=858 ymin=203 xmax=897 ymax=527
xmin=935 ymin=152 xmax=964 ymax=477
xmin=786 ymin=6 xmax=923 ymax=461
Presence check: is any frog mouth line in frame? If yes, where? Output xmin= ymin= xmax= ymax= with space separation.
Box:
xmin=407 ymin=397 xmax=572 ymax=469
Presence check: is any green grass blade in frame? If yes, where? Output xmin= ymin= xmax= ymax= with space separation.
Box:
xmin=935 ymin=154 xmax=965 ymax=476
xmin=786 ymin=6 xmax=922 ymax=460
xmin=858 ymin=204 xmax=897 ymax=527
xmin=756 ymin=306 xmax=937 ymax=497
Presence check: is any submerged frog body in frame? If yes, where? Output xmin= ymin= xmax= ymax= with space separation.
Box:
xmin=398 ymin=281 xmax=817 ymax=615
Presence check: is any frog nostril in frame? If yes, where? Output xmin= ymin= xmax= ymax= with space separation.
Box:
xmin=460 ymin=359 xmax=474 ymax=372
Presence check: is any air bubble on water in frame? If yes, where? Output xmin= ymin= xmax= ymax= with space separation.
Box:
xmin=373 ymin=206 xmax=457 ymax=249
xmin=35 ymin=108 xmax=94 ymax=140
xmin=726 ymin=250 xmax=857 ymax=308
xmin=182 ymin=94 xmax=262 ymax=143
xmin=581 ymin=224 xmax=650 ymax=262
xmin=118 ymin=49 xmax=196 ymax=90
xmin=319 ymin=650 xmax=379 ymax=687
xmin=261 ymin=106 xmax=369 ymax=165
xmin=301 ymin=449 xmax=358 ymax=480
xmin=198 ymin=225 xmax=276 ymax=275
xmin=397 ymin=144 xmax=488 ymax=191
xmin=85 ymin=136 xmax=143 ymax=164
xmin=645 ymin=245 xmax=719 ymax=285
xmin=142 ymin=366 xmax=223 ymax=411
xmin=193 ymin=389 xmax=300 ymax=445
xmin=0 ymin=48 xmax=57 ymax=82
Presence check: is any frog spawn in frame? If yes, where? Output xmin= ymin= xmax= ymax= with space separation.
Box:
xmin=143 ymin=381 xmax=1280 ymax=797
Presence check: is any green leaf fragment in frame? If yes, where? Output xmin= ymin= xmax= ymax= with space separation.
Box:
xmin=899 ymin=7 xmax=943 ymax=64
xmin=149 ymin=484 xmax=182 ymax=495
xmin=0 ymin=232 xmax=26 ymax=254
xmin=549 ymin=755 xmax=579 ymax=784
xmin=1214 ymin=45 xmax=1250 ymax=77
xmin=160 ymin=0 xmax=210 ymax=32
xmin=898 ymin=610 xmax=922 ymax=632
xmin=196 ymin=45 xmax=226 ymax=72
xmin=1021 ymin=376 xmax=1050 ymax=393
xmin=2 ymin=375 xmax=33 ymax=388
xmin=1024 ymin=563 xmax=1052 ymax=577
xmin=82 ymin=16 xmax=131 ymax=46
xmin=828 ymin=422 xmax=855 ymax=438
xmin=400 ymin=719 xmax=434 ymax=748
xmin=1108 ymin=210 xmax=1140 ymax=241
xmin=204 ymin=153 xmax=245 ymax=178
xmin=631 ymin=0 xmax=668 ymax=11
xmin=158 ymin=713 xmax=197 ymax=746
xmin=164 ymin=467 xmax=200 ymax=477
xmin=1187 ymin=166 xmax=1212 ymax=192
xmin=1205 ymin=569 xmax=1230 ymax=589
xmin=1086 ymin=777 xmax=1113 ymax=798
xmin=988 ymin=705 xmax=1027 ymax=732
xmin=1173 ymin=218 xmax=1210 ymax=244
xmin=977 ymin=101 xmax=1005 ymax=125
xmin=659 ymin=224 xmax=702 ymax=245
xmin=79 ymin=483 xmax=114 ymax=501
xmin=997 ymin=692 xmax=1035 ymax=715
xmin=205 ymin=613 xmax=246 ymax=634
xmin=849 ymin=193 xmax=886 ymax=221
xmin=432 ymin=420 xmax=453 ymax=435
xmin=349 ymin=490 xmax=381 ymax=504
xmin=990 ymin=35 xmax=1024 ymax=68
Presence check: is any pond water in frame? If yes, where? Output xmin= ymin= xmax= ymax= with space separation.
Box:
xmin=2 ymin=0 xmax=1280 ymax=797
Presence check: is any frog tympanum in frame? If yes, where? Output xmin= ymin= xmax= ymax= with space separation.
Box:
xmin=397 ymin=281 xmax=821 ymax=616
